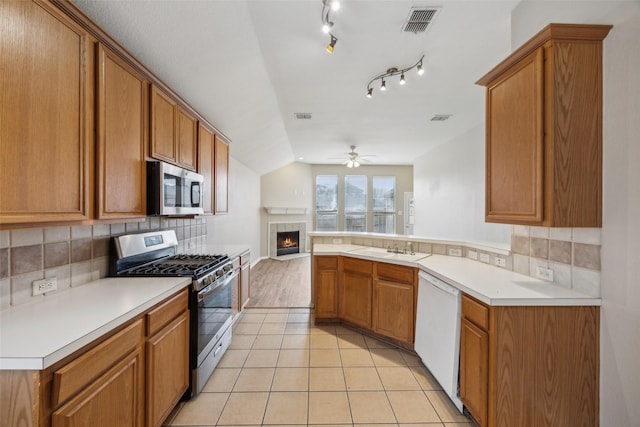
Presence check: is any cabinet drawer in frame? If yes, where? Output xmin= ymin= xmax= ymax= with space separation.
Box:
xmin=52 ymin=318 xmax=144 ymax=407
xmin=376 ymin=263 xmax=415 ymax=285
xmin=462 ymin=294 xmax=489 ymax=330
xmin=317 ymin=256 xmax=338 ymax=270
xmin=342 ymin=257 xmax=373 ymax=275
xmin=147 ymin=289 xmax=189 ymax=336
xmin=240 ymin=251 xmax=251 ymax=266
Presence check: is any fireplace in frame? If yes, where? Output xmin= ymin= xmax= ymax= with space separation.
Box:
xmin=276 ymin=231 xmax=300 ymax=256
xmin=268 ymin=222 xmax=308 ymax=259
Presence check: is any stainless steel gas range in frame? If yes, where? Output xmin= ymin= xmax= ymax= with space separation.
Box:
xmin=111 ymin=230 xmax=236 ymax=397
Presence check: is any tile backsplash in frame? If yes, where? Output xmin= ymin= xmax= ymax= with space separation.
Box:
xmin=0 ymin=217 xmax=208 ymax=309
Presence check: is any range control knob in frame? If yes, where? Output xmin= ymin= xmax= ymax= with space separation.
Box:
xmin=203 ymin=276 xmax=212 ymax=286
xmin=224 ymin=264 xmax=233 ymax=272
xmin=215 ymin=269 xmax=223 ymax=277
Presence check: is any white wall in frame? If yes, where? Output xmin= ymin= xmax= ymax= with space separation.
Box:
xmin=207 ymin=156 xmax=261 ymax=260
xmin=413 ymin=124 xmax=511 ymax=245
xmin=510 ymin=2 xmax=640 ymax=425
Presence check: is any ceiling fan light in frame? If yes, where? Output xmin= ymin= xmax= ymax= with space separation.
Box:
xmin=399 ymin=72 xmax=406 ymax=85
xmin=347 ymin=159 xmax=354 ymax=168
xmin=353 ymin=160 xmax=360 ymax=168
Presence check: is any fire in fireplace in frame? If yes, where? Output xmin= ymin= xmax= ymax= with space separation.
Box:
xmin=276 ymin=231 xmax=300 ymax=256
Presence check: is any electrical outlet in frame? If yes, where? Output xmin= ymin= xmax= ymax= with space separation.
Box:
xmin=468 ymin=250 xmax=478 ymax=260
xmin=479 ymin=253 xmax=490 ymax=263
xmin=32 ymin=277 xmax=57 ymax=296
xmin=448 ymin=248 xmax=462 ymax=257
xmin=536 ymin=266 xmax=554 ymax=282
xmin=494 ymin=256 xmax=506 ymax=268
xmin=332 ymin=238 xmax=342 ymax=244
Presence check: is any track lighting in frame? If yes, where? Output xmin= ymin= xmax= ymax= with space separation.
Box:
xmin=365 ymin=55 xmax=425 ymax=98
xmin=321 ymin=0 xmax=340 ymax=53
xmin=326 ymin=35 xmax=337 ymax=54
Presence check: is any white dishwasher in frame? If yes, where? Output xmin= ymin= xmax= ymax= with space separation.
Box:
xmin=415 ymin=271 xmax=463 ymax=412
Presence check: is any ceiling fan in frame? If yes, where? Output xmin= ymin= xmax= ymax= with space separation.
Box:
xmin=329 ymin=145 xmax=376 ymax=168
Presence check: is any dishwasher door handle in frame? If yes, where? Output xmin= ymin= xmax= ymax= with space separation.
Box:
xmin=419 ymin=272 xmax=459 ymax=296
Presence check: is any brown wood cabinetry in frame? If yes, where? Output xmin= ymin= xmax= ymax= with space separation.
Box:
xmin=150 ymin=85 xmax=198 ymax=171
xmin=0 ymin=0 xmax=92 ymax=224
xmin=214 ymin=136 xmax=230 ymax=214
xmin=339 ymin=258 xmax=373 ymax=328
xmin=239 ymin=251 xmax=251 ymax=309
xmin=0 ymin=288 xmax=190 ymax=427
xmin=198 ymin=124 xmax=215 ymax=214
xmin=373 ymin=263 xmax=416 ymax=343
xmin=459 ymin=293 xmax=599 ymax=427
xmin=314 ymin=256 xmax=339 ymax=319
xmin=478 ymin=24 xmax=612 ymax=227
xmin=145 ymin=289 xmax=189 ymax=427
xmin=96 ymin=44 xmax=148 ymax=219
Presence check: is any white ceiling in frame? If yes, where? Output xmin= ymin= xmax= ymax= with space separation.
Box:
xmin=73 ymin=0 xmax=519 ymax=175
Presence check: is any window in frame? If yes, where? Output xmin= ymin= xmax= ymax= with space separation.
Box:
xmin=315 ymin=175 xmax=338 ymax=231
xmin=345 ymin=175 xmax=367 ymax=232
xmin=373 ymin=176 xmax=395 ymax=233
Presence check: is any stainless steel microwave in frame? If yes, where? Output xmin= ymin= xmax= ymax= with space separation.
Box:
xmin=147 ymin=161 xmax=204 ymax=216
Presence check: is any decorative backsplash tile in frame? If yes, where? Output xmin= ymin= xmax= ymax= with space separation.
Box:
xmin=1 ymin=216 xmax=208 ymax=309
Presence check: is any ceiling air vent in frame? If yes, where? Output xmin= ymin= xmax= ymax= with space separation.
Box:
xmin=294 ymin=113 xmax=312 ymax=120
xmin=403 ymin=7 xmax=440 ymax=34
xmin=430 ymin=114 xmax=452 ymax=122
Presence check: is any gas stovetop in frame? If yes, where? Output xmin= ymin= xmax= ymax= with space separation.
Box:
xmin=121 ymin=254 xmax=230 ymax=278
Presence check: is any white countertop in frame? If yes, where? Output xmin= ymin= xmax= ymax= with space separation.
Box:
xmin=313 ymin=244 xmax=600 ymax=307
xmin=0 ymin=277 xmax=190 ymax=370
xmin=200 ymin=244 xmax=250 ymax=260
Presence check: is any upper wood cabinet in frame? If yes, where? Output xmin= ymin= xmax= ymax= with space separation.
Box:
xmin=214 ymin=135 xmax=230 ymax=214
xmin=96 ymin=44 xmax=148 ymax=219
xmin=477 ymin=24 xmax=612 ymax=227
xmin=150 ymin=85 xmax=198 ymax=171
xmin=0 ymin=0 xmax=93 ymax=224
xmin=198 ymin=124 xmax=215 ymax=214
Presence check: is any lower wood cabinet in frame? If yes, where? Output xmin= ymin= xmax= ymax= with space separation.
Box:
xmin=460 ymin=293 xmax=599 ymax=427
xmin=239 ymin=251 xmax=251 ymax=309
xmin=339 ymin=258 xmax=373 ymax=329
xmin=52 ymin=346 xmax=144 ymax=427
xmin=314 ymin=256 xmax=339 ymax=319
xmin=0 ymin=288 xmax=190 ymax=427
xmin=313 ymin=255 xmax=417 ymax=346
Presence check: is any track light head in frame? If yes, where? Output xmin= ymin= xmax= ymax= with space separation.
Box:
xmin=380 ymin=79 xmax=386 ymax=91
xmin=417 ymin=61 xmax=425 ymax=76
xmin=322 ymin=21 xmax=333 ymax=34
xmin=331 ymin=0 xmax=340 ymax=11
xmin=326 ymin=35 xmax=337 ymax=54
xmin=399 ymin=72 xmax=406 ymax=85
xmin=366 ymin=87 xmax=373 ymax=98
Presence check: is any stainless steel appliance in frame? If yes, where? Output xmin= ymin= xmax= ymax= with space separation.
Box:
xmin=111 ymin=230 xmax=236 ymax=397
xmin=147 ymin=160 xmax=204 ymax=216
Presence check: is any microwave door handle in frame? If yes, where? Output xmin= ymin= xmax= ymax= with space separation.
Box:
xmin=191 ymin=182 xmax=201 ymax=206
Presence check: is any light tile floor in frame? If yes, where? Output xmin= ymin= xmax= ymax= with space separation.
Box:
xmin=167 ymin=308 xmax=474 ymax=427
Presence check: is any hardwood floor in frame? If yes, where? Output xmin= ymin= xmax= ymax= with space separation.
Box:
xmin=246 ymin=255 xmax=311 ymax=308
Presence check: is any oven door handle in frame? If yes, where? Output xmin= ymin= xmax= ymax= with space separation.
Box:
xmin=197 ymin=270 xmax=239 ymax=302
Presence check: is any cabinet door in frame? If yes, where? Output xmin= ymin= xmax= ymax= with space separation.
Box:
xmin=340 ymin=272 xmax=372 ymax=328
xmin=198 ymin=124 xmax=214 ymax=214
xmin=485 ymin=48 xmax=544 ymax=224
xmin=96 ymin=44 xmax=148 ymax=219
xmin=176 ymin=108 xmax=197 ymax=171
xmin=240 ymin=262 xmax=251 ymax=309
xmin=316 ymin=269 xmax=338 ymax=319
xmin=146 ymin=311 xmax=189 ymax=427
xmin=150 ymin=85 xmax=177 ymax=164
xmin=460 ymin=318 xmax=489 ymax=427
xmin=214 ymin=136 xmax=229 ymax=214
xmin=0 ymin=0 xmax=92 ymax=223
xmin=373 ymin=280 xmax=414 ymax=343
xmin=52 ymin=347 xmax=144 ymax=427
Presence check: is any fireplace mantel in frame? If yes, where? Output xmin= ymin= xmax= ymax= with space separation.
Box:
xmin=264 ymin=207 xmax=309 ymax=215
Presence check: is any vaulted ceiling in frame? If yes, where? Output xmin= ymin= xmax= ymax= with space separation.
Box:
xmin=73 ymin=0 xmax=519 ymax=175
